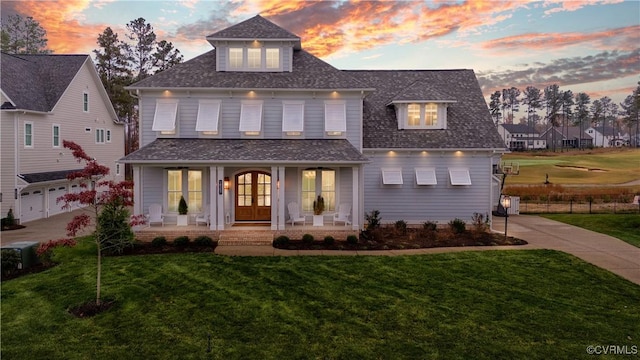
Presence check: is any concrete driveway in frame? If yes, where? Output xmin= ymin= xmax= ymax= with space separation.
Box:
xmin=0 ymin=209 xmax=95 ymax=246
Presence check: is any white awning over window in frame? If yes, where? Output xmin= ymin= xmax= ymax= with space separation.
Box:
xmin=152 ymin=99 xmax=178 ymax=132
xmin=239 ymin=100 xmax=263 ymax=132
xmin=382 ymin=168 xmax=403 ymax=185
xmin=449 ymin=168 xmax=472 ymax=185
xmin=325 ymin=101 xmax=346 ymax=133
xmin=282 ymin=101 xmax=304 ymax=132
xmin=415 ymin=168 xmax=437 ymax=185
xmin=196 ymin=100 xmax=221 ymax=132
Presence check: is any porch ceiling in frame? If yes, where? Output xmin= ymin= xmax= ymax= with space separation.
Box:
xmin=119 ymin=138 xmax=369 ymax=164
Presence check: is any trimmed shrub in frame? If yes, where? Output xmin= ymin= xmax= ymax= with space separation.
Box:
xmin=449 ymin=218 xmax=467 ymax=234
xmin=423 ymin=221 xmax=437 ymax=231
xmin=302 ymin=233 xmax=314 ymax=244
xmin=323 ymin=236 xmax=335 ymax=245
xmin=173 ymin=236 xmax=190 ymax=247
xmin=394 ymin=220 xmax=407 ymax=235
xmin=194 ymin=236 xmax=214 ymax=247
xmin=365 ymin=210 xmax=381 ymax=230
xmin=273 ymin=235 xmax=290 ymax=247
xmin=1 ymin=249 xmax=21 ymax=276
xmin=346 ymin=234 xmax=358 ymax=245
xmin=151 ymin=236 xmax=167 ymax=247
xmin=471 ymin=212 xmax=490 ymax=232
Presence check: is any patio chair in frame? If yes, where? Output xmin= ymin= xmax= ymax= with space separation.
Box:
xmin=287 ymin=202 xmax=306 ymax=226
xmin=195 ymin=205 xmax=210 ymax=227
xmin=147 ymin=203 xmax=164 ymax=227
xmin=333 ymin=203 xmax=352 ymax=226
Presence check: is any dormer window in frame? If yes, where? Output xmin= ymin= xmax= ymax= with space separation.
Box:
xmin=393 ymin=101 xmax=452 ymax=130
xmin=225 ymin=46 xmax=282 ymax=72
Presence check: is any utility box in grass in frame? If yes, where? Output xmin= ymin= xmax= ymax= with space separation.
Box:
xmin=1 ymin=241 xmax=40 ymax=269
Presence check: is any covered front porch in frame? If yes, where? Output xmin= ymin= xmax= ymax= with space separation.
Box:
xmin=122 ymin=138 xmax=369 ymax=234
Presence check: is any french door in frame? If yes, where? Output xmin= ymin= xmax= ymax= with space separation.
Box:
xmin=235 ymin=171 xmax=271 ymax=221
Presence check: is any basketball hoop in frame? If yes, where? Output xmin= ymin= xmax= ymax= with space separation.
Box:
xmin=499 ymin=161 xmax=519 ymax=175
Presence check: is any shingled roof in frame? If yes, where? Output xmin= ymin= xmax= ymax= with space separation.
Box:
xmin=120 ymin=139 xmax=369 ymax=164
xmin=207 ymin=15 xmax=301 ymax=48
xmin=128 ymin=49 xmax=370 ymax=90
xmin=348 ymin=70 xmax=506 ymax=149
xmin=0 ymin=53 xmax=88 ymax=112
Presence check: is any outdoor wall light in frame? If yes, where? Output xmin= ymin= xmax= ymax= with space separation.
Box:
xmin=224 ymin=177 xmax=230 ymax=190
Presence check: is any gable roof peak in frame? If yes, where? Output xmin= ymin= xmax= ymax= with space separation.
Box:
xmin=206 ymin=14 xmax=301 ymax=49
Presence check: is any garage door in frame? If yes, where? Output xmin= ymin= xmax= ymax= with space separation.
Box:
xmin=20 ymin=190 xmax=44 ymax=223
xmin=48 ymin=186 xmax=68 ymax=216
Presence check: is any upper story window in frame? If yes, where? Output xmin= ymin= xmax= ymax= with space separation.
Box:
xmin=282 ymin=101 xmax=304 ymax=136
xmin=52 ymin=124 xmax=60 ymax=148
xmin=83 ymin=91 xmax=89 ymax=112
xmin=152 ymin=99 xmax=179 ymax=135
xmin=324 ymin=100 xmax=346 ymax=136
xmin=196 ymin=99 xmax=221 ymax=136
xmin=226 ymin=46 xmax=282 ymax=72
xmin=239 ymin=100 xmax=263 ymax=136
xmin=95 ymin=128 xmax=105 ymax=144
xmin=395 ymin=102 xmax=450 ymax=130
xmin=24 ymin=122 xmax=33 ymax=148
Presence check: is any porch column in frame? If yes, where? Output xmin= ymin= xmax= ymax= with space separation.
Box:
xmin=277 ymin=166 xmax=286 ymax=230
xmin=209 ymin=166 xmax=217 ymax=230
xmin=216 ymin=166 xmax=225 ymax=230
xmin=352 ymin=166 xmax=360 ymax=230
xmin=270 ymin=166 xmax=280 ymax=230
xmin=133 ymin=166 xmax=141 ymax=216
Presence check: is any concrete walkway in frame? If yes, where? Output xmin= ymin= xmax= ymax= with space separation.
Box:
xmin=2 ymin=211 xmax=639 ymax=285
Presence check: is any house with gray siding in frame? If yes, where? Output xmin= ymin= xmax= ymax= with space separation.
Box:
xmin=0 ymin=53 xmax=124 ymax=223
xmin=121 ymin=15 xmax=506 ymax=230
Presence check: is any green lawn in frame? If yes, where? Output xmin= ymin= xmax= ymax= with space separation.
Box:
xmin=503 ymin=149 xmax=640 ymax=185
xmin=542 ymin=214 xmax=640 ymax=248
xmin=2 ymin=241 xmax=639 ymax=359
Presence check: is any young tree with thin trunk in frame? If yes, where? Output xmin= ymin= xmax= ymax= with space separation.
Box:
xmin=54 ymin=141 xmax=145 ymax=306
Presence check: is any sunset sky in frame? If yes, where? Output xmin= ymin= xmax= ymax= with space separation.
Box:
xmin=2 ymin=0 xmax=639 ymax=107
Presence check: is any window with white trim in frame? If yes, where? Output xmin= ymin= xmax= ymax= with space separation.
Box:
xmin=397 ymin=102 xmax=448 ymax=129
xmin=266 ymin=48 xmax=280 ymax=69
xmin=324 ymin=101 xmax=346 ymax=136
xmin=381 ymin=168 xmax=403 ymax=185
xmin=167 ymin=170 xmax=182 ymax=213
xmin=116 ymin=163 xmax=121 ymax=176
xmin=95 ymin=128 xmax=105 ymax=144
xmin=282 ymin=101 xmax=304 ymax=136
xmin=302 ymin=169 xmax=336 ymax=213
xmin=167 ymin=169 xmax=203 ymax=213
xmin=83 ymin=91 xmax=89 ymax=112
xmin=106 ymin=129 xmax=111 ymax=143
xmin=449 ymin=168 xmax=472 ymax=186
xmin=229 ymin=48 xmax=243 ymax=69
xmin=247 ymin=48 xmax=261 ymax=69
xmin=196 ymin=99 xmax=221 ymax=135
xmin=239 ymin=100 xmax=263 ymax=136
xmin=415 ymin=168 xmax=437 ymax=185
xmin=152 ymin=99 xmax=178 ymax=135
xmin=24 ymin=122 xmax=33 ymax=148
xmin=52 ymin=124 xmax=60 ymax=148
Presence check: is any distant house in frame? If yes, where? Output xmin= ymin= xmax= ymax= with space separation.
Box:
xmin=1 ymin=53 xmax=124 ymax=223
xmin=586 ymin=126 xmax=629 ymax=147
xmin=497 ymin=124 xmax=545 ymax=150
xmin=541 ymin=126 xmax=593 ymax=149
xmin=120 ymin=15 xmax=506 ymax=229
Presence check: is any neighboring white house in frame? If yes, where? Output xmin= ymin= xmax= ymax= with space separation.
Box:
xmin=0 ymin=53 xmax=124 ymax=223
xmin=586 ymin=126 xmax=629 ymax=147
xmin=497 ymin=124 xmax=546 ymax=150
xmin=120 ymin=15 xmax=507 ymax=229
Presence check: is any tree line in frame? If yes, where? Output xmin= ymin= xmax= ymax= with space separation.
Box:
xmin=2 ymin=15 xmax=184 ymax=177
xmin=488 ymin=83 xmax=640 ymax=149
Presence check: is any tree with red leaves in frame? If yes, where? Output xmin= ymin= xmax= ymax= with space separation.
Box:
xmin=54 ymin=140 xmax=145 ymax=306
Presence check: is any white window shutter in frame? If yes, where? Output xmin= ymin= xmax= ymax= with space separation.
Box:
xmin=282 ymin=101 xmax=304 ymax=132
xmin=415 ymin=168 xmax=437 ymax=185
xmin=449 ymin=168 xmax=472 ymax=185
xmin=325 ymin=101 xmax=346 ymax=132
xmin=196 ymin=100 xmax=221 ymax=132
xmin=152 ymin=99 xmax=178 ymax=131
xmin=239 ymin=101 xmax=263 ymax=132
xmin=382 ymin=168 xmax=403 ymax=185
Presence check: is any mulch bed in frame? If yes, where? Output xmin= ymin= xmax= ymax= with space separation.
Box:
xmin=111 ymin=242 xmax=217 ymax=256
xmin=68 ymin=300 xmax=116 ymax=318
xmin=1 ymin=224 xmax=26 ymax=231
xmin=274 ymin=228 xmax=527 ymax=251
